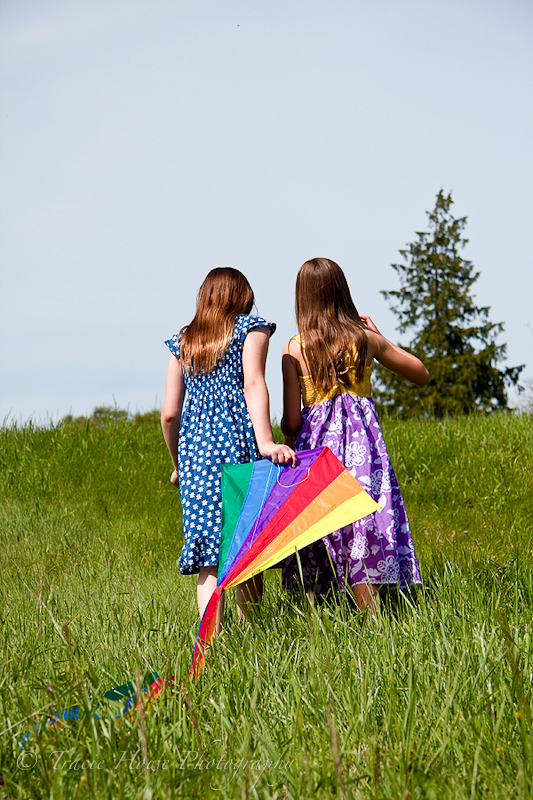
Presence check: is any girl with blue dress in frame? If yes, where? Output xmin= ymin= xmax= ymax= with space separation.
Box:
xmin=161 ymin=267 xmax=295 ymax=625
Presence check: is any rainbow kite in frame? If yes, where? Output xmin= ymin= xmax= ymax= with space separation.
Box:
xmin=191 ymin=446 xmax=380 ymax=675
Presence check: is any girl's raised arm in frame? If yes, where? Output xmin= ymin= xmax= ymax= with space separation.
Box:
xmin=361 ymin=315 xmax=430 ymax=387
xmin=242 ymin=328 xmax=296 ymax=466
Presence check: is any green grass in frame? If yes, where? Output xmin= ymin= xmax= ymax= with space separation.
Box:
xmin=1 ymin=411 xmax=532 ymax=798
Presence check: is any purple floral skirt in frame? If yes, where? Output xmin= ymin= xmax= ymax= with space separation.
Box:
xmin=282 ymin=395 xmax=422 ymax=593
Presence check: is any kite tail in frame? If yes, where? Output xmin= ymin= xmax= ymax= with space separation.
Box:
xmin=18 ymin=672 xmax=165 ymax=748
xmin=190 ymin=586 xmax=224 ymax=679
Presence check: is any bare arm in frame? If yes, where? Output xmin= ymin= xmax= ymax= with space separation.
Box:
xmin=360 ymin=315 xmax=430 ymax=387
xmin=161 ymin=355 xmax=186 ymax=484
xmin=242 ymin=328 xmax=296 ymax=466
xmin=281 ymin=339 xmax=302 ymax=442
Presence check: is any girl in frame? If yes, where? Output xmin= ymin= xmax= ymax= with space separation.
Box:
xmin=281 ymin=258 xmax=429 ymax=611
xmin=162 ymin=267 xmax=295 ymax=624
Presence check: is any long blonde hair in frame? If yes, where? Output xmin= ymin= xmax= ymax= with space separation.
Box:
xmin=296 ymin=258 xmax=367 ymax=391
xmin=180 ymin=267 xmax=254 ymax=374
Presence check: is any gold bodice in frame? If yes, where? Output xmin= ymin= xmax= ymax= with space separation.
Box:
xmin=292 ymin=336 xmax=373 ymax=407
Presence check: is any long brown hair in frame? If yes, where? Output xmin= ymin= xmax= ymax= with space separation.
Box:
xmin=180 ymin=267 xmax=254 ymax=374
xmin=296 ymin=258 xmax=367 ymax=390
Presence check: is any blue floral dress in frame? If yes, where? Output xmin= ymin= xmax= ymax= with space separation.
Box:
xmin=165 ymin=314 xmax=275 ymax=575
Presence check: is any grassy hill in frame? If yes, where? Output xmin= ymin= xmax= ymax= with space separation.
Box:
xmin=1 ymin=411 xmax=532 ymax=798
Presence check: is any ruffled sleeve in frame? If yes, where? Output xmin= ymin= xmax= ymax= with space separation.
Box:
xmin=164 ymin=332 xmax=182 ymax=359
xmin=236 ymin=314 xmax=276 ymax=345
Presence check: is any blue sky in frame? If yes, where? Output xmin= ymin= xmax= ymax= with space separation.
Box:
xmin=1 ymin=0 xmax=532 ymax=422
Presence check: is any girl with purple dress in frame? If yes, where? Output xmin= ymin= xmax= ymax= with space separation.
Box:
xmin=281 ymin=258 xmax=430 ymax=611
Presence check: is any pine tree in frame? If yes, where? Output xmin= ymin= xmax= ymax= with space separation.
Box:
xmin=376 ymin=190 xmax=523 ymax=417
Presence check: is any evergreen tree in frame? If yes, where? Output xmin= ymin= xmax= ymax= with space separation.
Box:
xmin=376 ymin=190 xmax=523 ymax=417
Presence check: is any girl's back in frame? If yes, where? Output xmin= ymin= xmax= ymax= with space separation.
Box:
xmin=285 ymin=334 xmax=373 ymax=407
xmin=167 ymin=313 xmax=270 ymax=412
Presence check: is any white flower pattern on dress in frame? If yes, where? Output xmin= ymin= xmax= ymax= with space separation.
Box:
xmin=345 ymin=440 xmax=368 ymax=467
xmin=350 ymin=531 xmax=370 ymax=560
xmin=376 ymin=555 xmax=400 ymax=583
